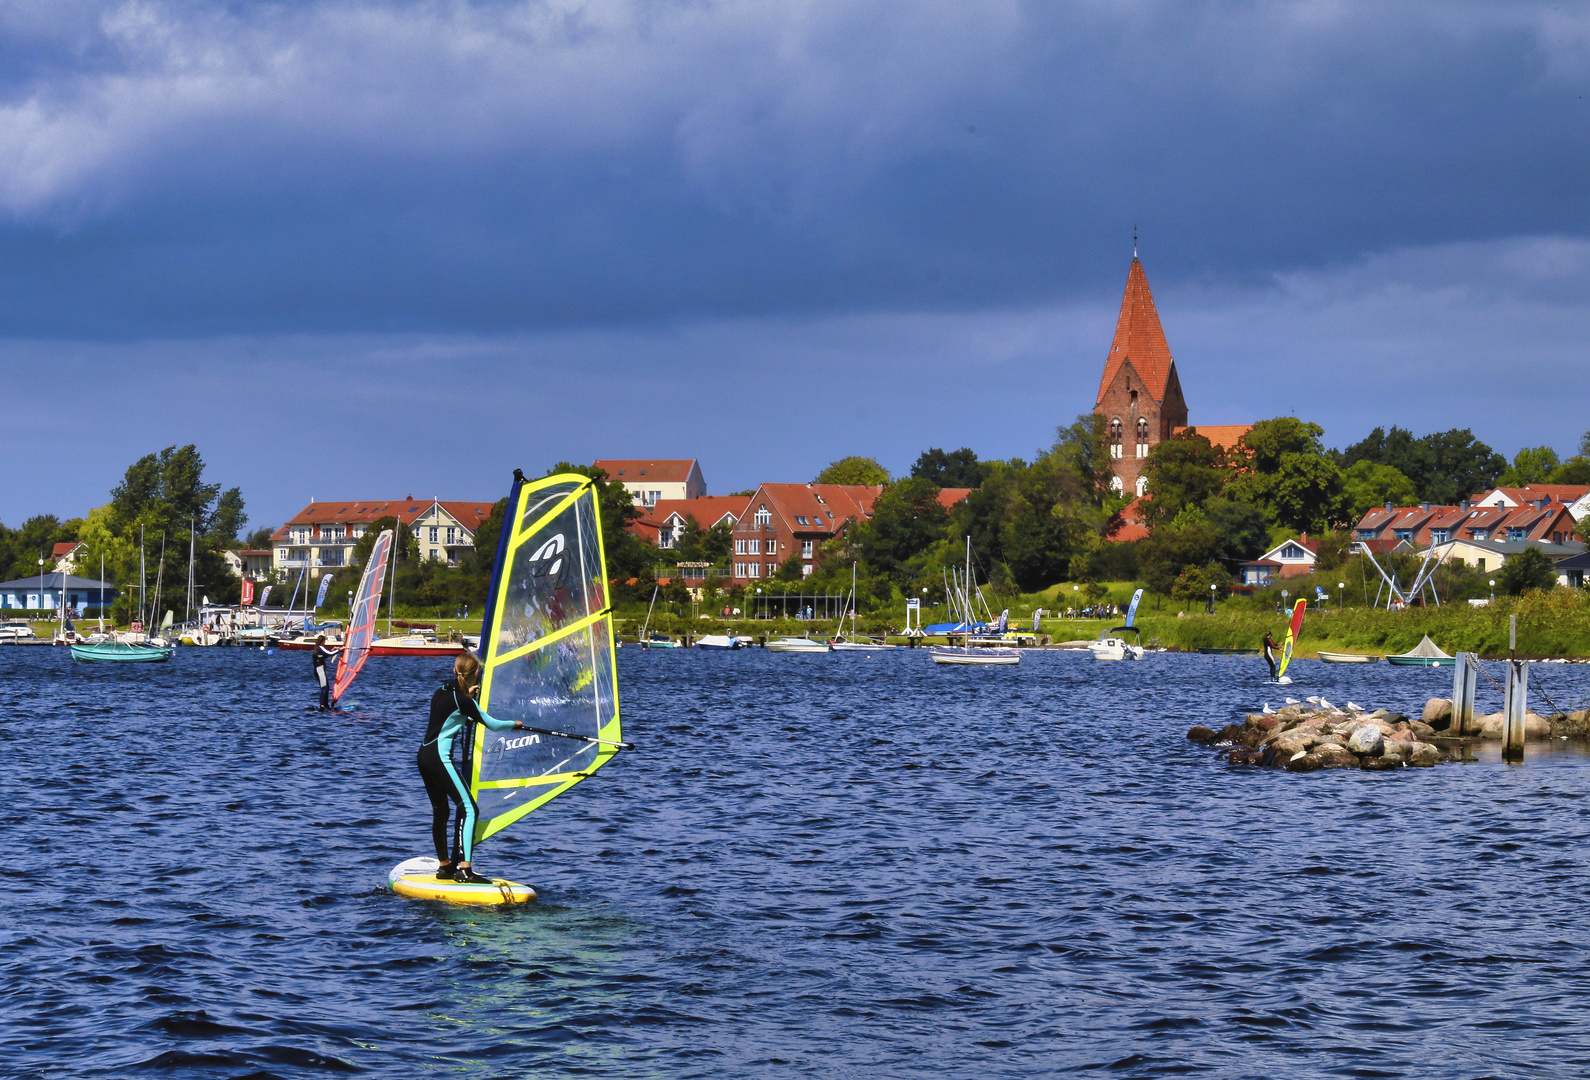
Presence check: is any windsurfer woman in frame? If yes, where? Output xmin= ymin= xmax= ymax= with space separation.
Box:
xmin=312 ymin=636 xmax=337 ymax=710
xmin=1262 ymin=631 xmax=1277 ymax=680
xmin=417 ymin=651 xmax=526 ymax=884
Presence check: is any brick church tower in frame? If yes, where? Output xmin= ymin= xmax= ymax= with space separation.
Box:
xmin=1093 ymin=254 xmax=1187 ymax=497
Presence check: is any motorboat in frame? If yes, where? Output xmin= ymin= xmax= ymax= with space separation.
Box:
xmin=831 ymin=637 xmax=895 ymax=651
xmin=696 ymin=634 xmax=750 ymax=650
xmin=1089 ymin=626 xmax=1145 ymax=661
xmin=369 ymin=635 xmax=467 ymax=657
xmin=0 ymin=624 xmax=37 ymax=641
xmin=768 ymin=637 xmax=833 ymax=653
xmin=640 ymin=634 xmax=684 ymax=649
xmin=1318 ymin=651 xmax=1380 ymax=664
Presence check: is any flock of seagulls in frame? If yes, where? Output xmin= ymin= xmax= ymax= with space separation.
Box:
xmin=1261 ymin=696 xmax=1365 ymax=714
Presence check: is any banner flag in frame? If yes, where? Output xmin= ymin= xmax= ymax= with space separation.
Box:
xmin=260 ymin=585 xmax=273 ymax=608
xmin=315 ymin=574 xmax=334 ymax=607
xmin=241 ymin=581 xmax=254 ymax=605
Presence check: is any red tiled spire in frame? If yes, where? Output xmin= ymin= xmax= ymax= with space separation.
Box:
xmin=1095 ymin=257 xmax=1175 ymax=407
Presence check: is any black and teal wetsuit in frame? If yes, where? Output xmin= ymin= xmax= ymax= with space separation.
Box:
xmin=312 ymin=644 xmax=336 ymax=709
xmin=417 ymin=680 xmax=517 ymax=864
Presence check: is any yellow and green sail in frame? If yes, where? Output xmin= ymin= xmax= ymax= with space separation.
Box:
xmin=470 ymin=473 xmax=623 ymax=845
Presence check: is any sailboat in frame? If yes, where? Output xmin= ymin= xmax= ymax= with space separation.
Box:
xmin=931 ymin=539 xmax=1020 ymax=666
xmin=831 ymin=563 xmax=896 ymax=651
xmin=388 ymin=471 xmax=631 ymax=905
xmin=330 ymin=529 xmax=393 ymax=707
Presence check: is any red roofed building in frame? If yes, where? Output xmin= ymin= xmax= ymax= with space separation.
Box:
xmin=1353 ymin=500 xmax=1580 ymax=552
xmin=270 ymin=497 xmax=497 ymax=578
xmin=51 ymin=541 xmax=83 ymax=574
xmin=1093 ymin=252 xmax=1251 ymax=501
xmin=935 ymin=488 xmax=973 ymax=511
xmin=634 ymin=495 xmax=752 ymax=549
xmin=593 ymin=459 xmax=706 ymax=507
xmin=731 ymin=483 xmax=881 ymax=581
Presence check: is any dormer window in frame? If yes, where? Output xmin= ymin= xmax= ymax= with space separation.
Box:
xmin=754 ymin=506 xmax=771 ymax=527
xmin=1507 ymin=528 xmax=1526 ymax=541
xmin=795 ymin=515 xmax=809 ymax=525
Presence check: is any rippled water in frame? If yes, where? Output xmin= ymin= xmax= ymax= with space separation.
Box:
xmin=6 ymin=643 xmax=1590 ymax=1078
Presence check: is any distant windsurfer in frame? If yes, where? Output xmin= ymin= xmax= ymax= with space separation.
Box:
xmin=1262 ymin=631 xmax=1277 ymax=680
xmin=418 ymin=652 xmax=527 ymax=884
xmin=312 ymin=635 xmax=337 ymax=710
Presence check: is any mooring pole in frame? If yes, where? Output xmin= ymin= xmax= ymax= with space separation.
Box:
xmin=1502 ymin=658 xmax=1528 ymax=763
xmin=1452 ymin=652 xmax=1478 ymax=737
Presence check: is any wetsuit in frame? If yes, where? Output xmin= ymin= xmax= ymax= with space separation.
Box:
xmin=312 ymin=644 xmax=336 ymax=709
xmin=417 ymin=680 xmax=517 ymax=864
xmin=1262 ymin=633 xmax=1276 ymax=680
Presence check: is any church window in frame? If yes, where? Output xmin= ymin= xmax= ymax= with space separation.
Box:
xmin=1135 ymin=475 xmax=1147 ymax=497
xmin=1109 ymin=418 xmax=1123 ymax=458
xmin=1109 ymin=474 xmax=1124 ymax=494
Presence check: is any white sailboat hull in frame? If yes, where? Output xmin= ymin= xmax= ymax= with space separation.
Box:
xmin=931 ymin=647 xmax=1020 ymax=665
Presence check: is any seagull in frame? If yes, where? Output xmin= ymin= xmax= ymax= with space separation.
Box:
xmin=1285 ymin=697 xmax=1301 ymax=705
xmin=1319 ymin=697 xmax=1335 ymax=711
xmin=1346 ymin=702 xmax=1365 ymax=713
xmin=1262 ymin=702 xmax=1277 ymax=715
xmin=1305 ymin=695 xmax=1322 ymax=706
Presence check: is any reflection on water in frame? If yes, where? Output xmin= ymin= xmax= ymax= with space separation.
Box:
xmin=4 ymin=645 xmax=1590 ymax=1077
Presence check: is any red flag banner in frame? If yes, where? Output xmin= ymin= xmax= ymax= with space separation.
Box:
xmin=241 ymin=580 xmax=255 ymax=605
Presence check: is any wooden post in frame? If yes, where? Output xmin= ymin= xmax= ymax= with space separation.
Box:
xmin=1450 ymin=652 xmax=1478 ymax=737
xmin=1502 ymin=659 xmax=1528 ymax=762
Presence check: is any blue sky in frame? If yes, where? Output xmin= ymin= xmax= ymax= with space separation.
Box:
xmin=2 ymin=1 xmax=1588 ymax=531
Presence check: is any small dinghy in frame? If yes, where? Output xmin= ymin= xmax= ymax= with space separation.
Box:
xmin=1319 ymin=651 xmax=1380 ymax=664
xmin=1387 ymin=635 xmax=1454 ymax=667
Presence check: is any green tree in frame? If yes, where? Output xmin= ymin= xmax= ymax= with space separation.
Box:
xmin=245 ymin=526 xmax=275 ymax=549
xmin=1338 ymin=426 xmax=1506 ymax=504
xmin=1342 ymin=460 xmax=1419 ymax=519
xmin=815 ymin=456 xmax=891 ymax=486
xmin=1052 ymin=413 xmax=1118 ymax=508
xmin=348 ymin=517 xmax=419 ymax=570
xmin=209 ymin=488 xmax=247 ymax=544
xmin=1497 ymin=446 xmax=1562 ymax=487
xmin=1227 ymin=418 xmax=1347 ymax=533
xmin=1137 ymin=508 xmax=1223 ymax=595
xmin=1170 ymin=562 xmax=1233 ymax=603
xmin=1139 ymin=431 xmax=1228 ymax=528
xmin=856 ymin=477 xmax=951 ymax=578
xmin=774 ymin=555 xmax=804 ymax=582
xmin=910 ymin=447 xmax=990 ymax=488
xmin=1204 ymin=498 xmax=1272 ymax=565
xmin=1498 ymin=546 xmax=1557 ymax=595
xmin=1550 ymin=457 xmax=1590 ymax=485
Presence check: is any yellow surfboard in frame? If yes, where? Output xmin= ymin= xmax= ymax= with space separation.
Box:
xmin=387 ymin=857 xmax=536 ymax=906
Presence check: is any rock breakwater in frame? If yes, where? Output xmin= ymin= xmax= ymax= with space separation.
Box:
xmin=1188 ymin=703 xmax=1447 ymax=771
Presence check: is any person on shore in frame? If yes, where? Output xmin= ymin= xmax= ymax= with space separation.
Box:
xmin=311 ymin=635 xmax=337 ymax=710
xmin=417 ymin=652 xmax=527 ymax=884
xmin=1262 ymin=631 xmax=1277 ymax=680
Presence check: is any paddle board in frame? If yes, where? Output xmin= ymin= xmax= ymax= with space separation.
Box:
xmin=387 ymin=856 xmax=536 ymax=906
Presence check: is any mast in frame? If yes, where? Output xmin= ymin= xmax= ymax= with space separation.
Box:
xmin=139 ymin=525 xmax=146 ymax=628
xmin=186 ymin=519 xmax=195 ymax=625
xmin=964 ymin=536 xmax=972 ymax=654
xmin=99 ymin=553 xmax=105 ymax=632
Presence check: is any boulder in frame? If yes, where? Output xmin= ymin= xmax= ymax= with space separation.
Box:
xmin=1272 ymin=731 xmax=1317 ymax=757
xmin=1215 ymin=723 xmax=1245 ymax=744
xmin=1285 ymin=752 xmax=1323 ymax=773
xmin=1406 ymin=742 xmax=1442 ymax=767
xmin=1361 ymin=754 xmax=1401 ymax=771
xmin=1475 ymin=711 xmax=1554 ymax=740
xmin=1386 ymin=729 xmax=1415 ymax=745
xmin=1422 ymin=698 xmax=1453 ymax=729
xmin=1314 ymin=743 xmax=1359 ymax=769
xmin=1226 ymin=748 xmax=1253 ymax=765
xmin=1409 ymin=720 xmax=1437 ymax=740
xmin=1186 ymin=725 xmax=1218 ymax=743
xmin=1257 ymin=715 xmax=1283 ymax=732
xmin=1346 ymin=726 xmax=1385 ymax=756
xmin=1240 ymin=727 xmax=1263 ymax=749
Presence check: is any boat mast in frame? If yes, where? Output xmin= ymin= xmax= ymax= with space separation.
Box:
xmin=186 ymin=518 xmax=195 ymax=625
xmin=964 ymin=536 xmax=972 ymax=654
xmin=139 ymin=525 xmax=146 ymax=629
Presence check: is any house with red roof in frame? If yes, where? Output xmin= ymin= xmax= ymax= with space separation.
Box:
xmin=593 ymin=459 xmax=706 ymax=508
xmin=270 ymin=497 xmax=497 ymax=578
xmin=1238 ymin=535 xmax=1321 ymax=586
xmin=1093 ymin=252 xmax=1252 ymax=500
xmin=634 ymin=495 xmax=752 ymax=550
xmin=1353 ymin=499 xmax=1582 ymax=575
xmin=51 ymin=541 xmax=83 ymax=574
xmin=731 ymin=483 xmax=881 ymax=581
xmin=1469 ymin=484 xmax=1588 ymax=521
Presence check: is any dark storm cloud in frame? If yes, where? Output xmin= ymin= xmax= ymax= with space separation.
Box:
xmin=0 ymin=0 xmax=1585 ymax=335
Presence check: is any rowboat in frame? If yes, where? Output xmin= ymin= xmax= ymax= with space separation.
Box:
xmin=1318 ymin=651 xmax=1380 ymax=664
xmin=71 ymin=640 xmax=173 ymax=662
xmin=768 ymin=637 xmax=833 ymax=653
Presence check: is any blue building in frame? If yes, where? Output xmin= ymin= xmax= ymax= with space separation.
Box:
xmin=0 ymin=573 xmax=118 ymax=613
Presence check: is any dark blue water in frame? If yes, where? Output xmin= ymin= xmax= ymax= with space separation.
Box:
xmin=5 ymin=644 xmax=1590 ymax=1078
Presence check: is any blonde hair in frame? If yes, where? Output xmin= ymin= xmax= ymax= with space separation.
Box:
xmin=454 ymin=652 xmax=483 ymax=692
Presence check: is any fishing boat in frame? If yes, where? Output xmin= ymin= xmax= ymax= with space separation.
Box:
xmin=931 ymin=539 xmax=1020 ymax=666
xmin=768 ymin=636 xmax=833 ymax=653
xmin=71 ymin=640 xmax=173 ymax=662
xmin=1386 ymin=635 xmax=1454 ymax=667
xmin=1318 ymin=651 xmax=1381 ymax=664
xmin=386 ymin=470 xmax=629 ymax=906
xmin=1089 ymin=626 xmax=1145 ymax=661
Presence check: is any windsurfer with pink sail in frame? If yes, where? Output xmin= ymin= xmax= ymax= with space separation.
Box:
xmin=330 ymin=529 xmax=394 ymax=709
